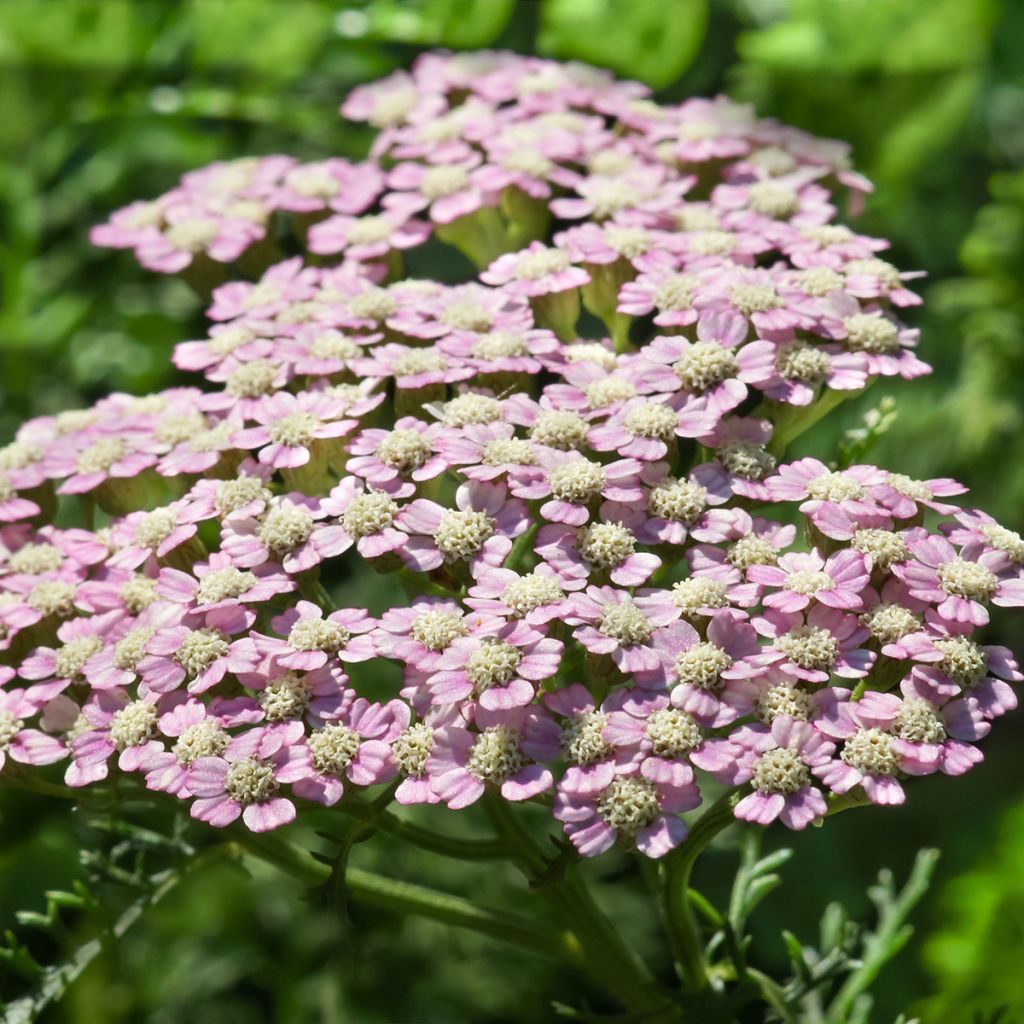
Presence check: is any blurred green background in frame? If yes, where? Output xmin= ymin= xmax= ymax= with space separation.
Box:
xmin=2 ymin=1 xmax=1024 ymax=1021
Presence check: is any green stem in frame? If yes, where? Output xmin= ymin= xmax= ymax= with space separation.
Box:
xmin=232 ymin=829 xmax=582 ymax=966
xmin=659 ymin=791 xmax=739 ymax=991
xmin=764 ymin=387 xmax=865 ymax=458
xmin=483 ymin=796 xmax=671 ymax=1016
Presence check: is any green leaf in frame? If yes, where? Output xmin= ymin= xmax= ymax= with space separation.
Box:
xmin=538 ymin=0 xmax=707 ymax=89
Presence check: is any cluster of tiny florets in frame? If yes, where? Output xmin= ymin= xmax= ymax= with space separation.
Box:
xmin=1 ymin=53 xmax=1021 ymax=857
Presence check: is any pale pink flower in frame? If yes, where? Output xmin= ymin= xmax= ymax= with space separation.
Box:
xmin=749 ymin=549 xmax=870 ymax=613
xmin=481 ymin=241 xmax=589 ymax=297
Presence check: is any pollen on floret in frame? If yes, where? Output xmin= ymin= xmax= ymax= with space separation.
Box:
xmin=645 ymin=707 xmax=703 ymax=758
xmin=752 ymin=748 xmax=811 ymax=794
xmin=893 ymin=698 xmax=946 ymax=745
xmin=851 ymin=529 xmax=910 ymax=569
xmin=673 ymin=207 xmax=719 ymax=231
xmin=434 ymin=509 xmax=495 ymax=561
xmin=859 ymin=603 xmax=920 ymax=644
xmin=980 ymin=523 xmax=1024 ymax=563
xmin=442 ymin=300 xmax=494 ymax=333
xmin=565 ymin=343 xmax=618 ymax=371
xmin=471 ymin=331 xmax=528 ymax=360
xmin=165 ymin=218 xmax=218 ymax=253
xmin=648 ymin=478 xmax=707 ymax=525
xmin=27 ymin=581 xmax=77 ymax=619
xmin=190 ymin=423 xmax=233 ymax=454
xmin=466 ymin=640 xmax=523 ymax=692
xmin=937 ymin=558 xmax=999 ymax=602
xmin=9 ymin=543 xmax=64 ymax=575
xmin=843 ymin=314 xmax=901 ymax=354
xmin=605 ymin=226 xmax=652 ymax=259
xmin=133 ymin=508 xmax=179 ymax=550
xmin=411 ymin=609 xmax=469 ymax=652
xmin=225 ymin=758 xmax=278 ymax=805
xmin=530 ymin=409 xmax=589 ymax=450
xmin=342 ymin=490 xmax=399 ymax=539
xmin=501 ymin=149 xmax=553 ymax=178
xmin=653 ymin=274 xmax=697 ymax=312
xmin=588 ymin=150 xmax=634 ymax=176
xmin=846 ymin=258 xmax=903 ymax=289
xmin=54 ymin=636 xmax=104 ymax=680
xmin=226 ymin=360 xmax=279 ymax=398
xmin=258 ymin=503 xmax=315 ymax=556
xmin=727 ymin=534 xmax=779 ymax=569
xmin=673 ymin=342 xmax=741 ymax=392
xmin=776 ymin=341 xmax=831 ymax=385
xmin=841 ymin=728 xmax=899 ymax=775
xmin=393 ymin=349 xmax=447 ymax=377
xmin=419 ymin=165 xmax=470 ymax=200
xmin=624 ymin=402 xmax=678 ymax=441
xmin=289 ymin=617 xmax=350 ymax=653
xmin=196 ymin=567 xmax=257 ymax=606
xmin=1 ymin=710 xmax=25 ymax=750
xmin=269 ymin=413 xmax=321 ymax=448
xmin=376 ymin=429 xmax=433 ymax=472
xmin=577 ymin=522 xmax=637 ymax=570
xmin=258 ymin=672 xmax=314 ymax=721
xmin=391 ymin=722 xmax=433 ymax=777
xmin=502 ymin=573 xmax=563 ymax=617
xmin=214 ymin=477 xmax=272 ymax=518
xmin=756 ymin=683 xmax=816 ymax=724
xmin=345 ymin=216 xmax=394 ymax=247
xmin=549 ymin=459 xmax=605 ymax=503
xmin=688 ymin=231 xmax=737 ymax=257
xmin=0 ymin=440 xmax=44 ymax=471
xmin=439 ymin=393 xmax=502 ymax=427
xmin=597 ymin=776 xmax=660 ymax=836
xmin=585 ymin=377 xmax=636 ymax=409
xmin=515 ymin=247 xmax=571 ymax=280
xmin=933 ymin=635 xmax=988 ymax=687
xmin=175 ymin=628 xmax=230 ymax=677
xmin=671 ymin=578 xmax=728 ymax=616
xmin=674 ymin=641 xmax=733 ymax=690
xmin=466 ymin=726 xmax=526 ymax=784
xmin=560 ymin=710 xmax=613 ymax=766
xmin=482 ymin=438 xmax=536 ymax=466
xmin=114 ymin=625 xmax=158 ymax=671
xmin=716 ymin=441 xmax=776 ymax=481
xmin=598 ymin=601 xmax=653 ymax=646
xmin=775 ymin=625 xmax=839 ymax=671
xmin=885 ymin=473 xmax=934 ymax=501
xmin=796 ymin=267 xmax=845 ymax=297
xmin=806 ymin=471 xmax=865 ymax=502
xmin=108 ymin=700 xmax=158 ymax=750
xmin=730 ymin=284 xmax=782 ymax=315
xmin=76 ymin=438 xmax=124 ymax=475
xmin=172 ymin=719 xmax=229 ymax=765
xmin=747 ymin=182 xmax=799 ymax=218
xmin=156 ymin=413 xmax=207 ymax=446
xmin=348 ymin=287 xmax=398 ymax=321
xmin=785 ymin=569 xmax=833 ymax=596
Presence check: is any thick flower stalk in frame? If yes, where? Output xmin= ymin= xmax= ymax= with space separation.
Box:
xmin=2 ymin=50 xmax=1023 ymax=1016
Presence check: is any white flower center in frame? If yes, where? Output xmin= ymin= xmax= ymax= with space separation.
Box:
xmin=933 ymin=636 xmax=988 ymax=687
xmin=113 ymin=625 xmax=157 ymax=671
xmin=756 ymin=683 xmax=816 ymax=724
xmin=886 ymin=473 xmax=933 ymax=500
xmin=175 ymin=628 xmax=230 ymax=677
xmin=937 ymin=558 xmax=999 ymax=602
xmin=688 ymin=231 xmax=737 ymax=256
xmin=419 ymin=165 xmax=470 ymax=200
xmin=752 ymin=747 xmax=811 ymax=794
xmin=410 ymin=609 xmax=469 ymax=652
xmin=258 ymin=503 xmax=315 ymax=556
xmin=482 ymin=438 xmax=536 ymax=466
xmin=670 ymin=578 xmax=728 ymax=616
xmin=27 ymin=581 xmax=77 ymax=618
xmin=466 ymin=726 xmax=526 ymax=784
xmin=653 ymin=275 xmax=696 ymax=312
xmin=841 ymin=728 xmax=899 ymax=776
xmin=166 ymin=218 xmax=218 ymax=252
xmin=730 ymin=284 xmax=782 ymax=315
xmin=269 ymin=412 xmax=321 ymax=448
xmin=851 ymin=529 xmax=909 ymax=568
xmin=775 ymin=625 xmax=839 ymax=671
xmin=342 ymin=490 xmax=398 ymax=539
xmin=225 ymin=758 xmax=278 ymax=805
xmin=560 ymin=710 xmax=613 ymax=766
xmin=289 ymin=617 xmax=350 ymax=653
xmin=348 ymin=288 xmax=398 ymax=321
xmin=393 ymin=349 xmax=447 ymax=377
xmin=587 ymin=180 xmax=639 ymax=219
xmin=54 ymin=636 xmax=104 ymax=679
xmin=466 ymin=640 xmax=523 ymax=692
xmin=442 ymin=300 xmax=494 ymax=333
xmin=433 ymin=509 xmax=495 ymax=561
xmin=549 ymin=460 xmax=605 ymax=503
xmin=605 ymin=227 xmax=651 ymax=259
xmin=226 ymin=360 xmax=279 ymax=398
xmin=440 ymin=394 xmax=502 ymax=426
xmin=530 ymin=410 xmax=589 ymax=450
xmin=375 ymin=429 xmax=432 ymax=472
xmin=727 ymin=534 xmax=779 ymax=568
xmin=648 ymin=478 xmax=706 ymax=524
xmin=215 ymin=477 xmax=271 ymax=517
xmin=646 ymin=708 xmax=703 ymax=758
xmin=785 ymin=569 xmax=833 ymax=596
xmin=501 ymin=573 xmax=563 ymax=617
xmin=471 ymin=332 xmax=528 ymax=359
xmin=597 ymin=777 xmax=660 ymax=836
xmin=258 ymin=672 xmax=314 ymax=721
xmin=843 ymin=314 xmax=901 ymax=354
xmin=109 ymin=701 xmax=158 ymax=750
xmin=196 ymin=567 xmax=257 ymax=605
xmin=346 ymin=216 xmax=394 ymax=246
xmin=776 ymin=342 xmax=831 ymax=384
xmin=391 ymin=723 xmax=434 ymax=777
xmin=516 ymin=247 xmax=571 ymax=280
xmin=76 ymin=438 xmax=124 ymax=475
xmin=565 ymin=343 xmax=618 ymax=371
xmin=673 ymin=342 xmax=741 ymax=392
xmin=747 ymin=182 xmax=799 ymax=218
xmin=624 ymin=402 xmax=678 ymax=441
xmin=584 ymin=377 xmax=636 ymax=409
xmin=893 ymin=698 xmax=946 ymax=745
xmin=716 ymin=441 xmax=775 ymax=481
xmin=796 ymin=267 xmax=845 ymax=296
xmin=806 ymin=471 xmax=865 ymax=503
xmin=9 ymin=543 xmax=64 ymax=575
xmin=981 ymin=523 xmax=1024 ymax=563
xmin=173 ymin=719 xmax=229 ymax=765
xmin=859 ymin=603 xmax=919 ymax=644
xmin=577 ymin=522 xmax=636 ymax=570
xmin=598 ymin=602 xmax=653 ymax=646
xmin=846 ymin=259 xmax=902 ymax=289
xmin=0 ymin=710 xmax=23 ymax=750
xmin=674 ymin=641 xmax=733 ymax=690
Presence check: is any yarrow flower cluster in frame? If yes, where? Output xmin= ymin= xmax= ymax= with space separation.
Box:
xmin=3 ymin=52 xmax=1022 ymax=861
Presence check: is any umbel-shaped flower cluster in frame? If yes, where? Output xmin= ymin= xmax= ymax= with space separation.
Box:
xmin=2 ymin=52 xmax=1022 ymax=856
